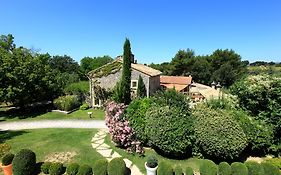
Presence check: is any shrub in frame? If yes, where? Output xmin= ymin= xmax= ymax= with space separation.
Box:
xmin=261 ymin=162 xmax=280 ymax=175
xmin=245 ymin=161 xmax=265 ymax=175
xmin=49 ymin=162 xmax=64 ymax=175
xmin=124 ymin=98 xmax=152 ymax=144
xmin=194 ymin=106 xmax=248 ymax=161
xmin=0 ymin=143 xmax=11 ymax=158
xmin=64 ymin=81 xmax=89 ymax=97
xmin=12 ymin=149 xmax=36 ymax=175
xmin=265 ymin=158 xmax=281 ymax=170
xmin=145 ymin=106 xmax=194 ymax=157
xmin=157 ymin=161 xmax=173 ymax=175
xmin=79 ymin=103 xmax=89 ymax=110
xmin=174 ymin=165 xmax=183 ymax=175
xmin=218 ymin=162 xmax=231 ymax=175
xmin=93 ymin=159 xmax=108 ymax=175
xmin=41 ymin=162 xmax=51 ymax=174
xmin=185 ymin=167 xmax=194 ymax=175
xmin=53 ymin=95 xmax=81 ymax=111
xmin=231 ymin=162 xmax=248 ymax=175
xmin=66 ymin=163 xmax=79 ymax=175
xmin=108 ymin=158 xmax=126 ymax=175
xmin=1 ymin=153 xmax=14 ymax=166
xmin=77 ymin=164 xmax=92 ymax=175
xmin=146 ymin=155 xmax=158 ymax=168
xmin=199 ymin=159 xmax=218 ymax=175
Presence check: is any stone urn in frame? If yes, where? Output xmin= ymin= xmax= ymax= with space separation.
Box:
xmin=145 ymin=155 xmax=158 ymax=175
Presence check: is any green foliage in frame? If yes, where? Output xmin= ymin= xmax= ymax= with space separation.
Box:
xmin=89 ymin=60 xmax=122 ymax=78
xmin=66 ymin=163 xmax=79 ymax=175
xmin=170 ymin=49 xmax=195 ymax=76
xmin=245 ymin=161 xmax=265 ymax=175
xmin=1 ymin=153 xmax=14 ymax=166
xmin=79 ymin=103 xmax=89 ymax=110
xmin=265 ymin=158 xmax=281 ymax=170
xmin=194 ymin=106 xmax=248 ymax=161
xmin=41 ymin=162 xmax=51 ymax=174
xmin=231 ymin=162 xmax=248 ymax=175
xmin=174 ymin=165 xmax=183 ymax=175
xmin=0 ymin=143 xmax=11 ymax=158
xmin=199 ymin=159 xmax=218 ymax=175
xmin=93 ymin=159 xmax=108 ymax=175
xmin=218 ymin=162 xmax=231 ymax=175
xmin=157 ymin=161 xmax=173 ymax=175
xmin=49 ymin=55 xmax=79 ymax=74
xmin=185 ymin=167 xmax=194 ymax=175
xmin=137 ymin=75 xmax=146 ymax=98
xmin=77 ymin=164 xmax=92 ymax=175
xmin=261 ymin=162 xmax=281 ymax=175
xmin=146 ymin=155 xmax=158 ymax=168
xmin=108 ymin=158 xmax=126 ymax=175
xmin=49 ymin=162 xmax=64 ymax=175
xmin=145 ymin=106 xmax=194 ymax=157
xmin=124 ymin=98 xmax=152 ymax=143
xmin=12 ymin=149 xmax=36 ymax=175
xmin=64 ymin=81 xmax=89 ymax=97
xmin=53 ymin=95 xmax=81 ymax=111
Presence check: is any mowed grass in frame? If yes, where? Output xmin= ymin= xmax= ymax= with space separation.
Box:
xmin=1 ymin=129 xmax=105 ymax=165
xmin=104 ymin=134 xmax=203 ymax=174
xmin=0 ymin=107 xmax=105 ymax=121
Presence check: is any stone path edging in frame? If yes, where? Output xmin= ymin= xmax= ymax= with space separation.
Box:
xmin=91 ymin=129 xmax=143 ymax=175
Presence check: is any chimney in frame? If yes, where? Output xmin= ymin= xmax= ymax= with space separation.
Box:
xmin=211 ymin=81 xmax=216 ymax=89
xmin=216 ymin=82 xmax=221 ymax=91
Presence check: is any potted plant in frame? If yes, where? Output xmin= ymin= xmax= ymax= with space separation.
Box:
xmin=145 ymin=155 xmax=158 ymax=175
xmin=1 ymin=153 xmax=14 ymax=175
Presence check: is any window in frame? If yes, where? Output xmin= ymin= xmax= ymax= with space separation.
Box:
xmin=131 ymin=80 xmax=138 ymax=89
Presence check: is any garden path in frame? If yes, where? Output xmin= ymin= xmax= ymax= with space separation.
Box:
xmin=0 ymin=120 xmax=106 ymax=130
xmin=91 ymin=129 xmax=143 ymax=175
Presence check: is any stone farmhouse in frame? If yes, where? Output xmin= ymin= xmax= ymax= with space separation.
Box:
xmin=88 ymin=55 xmax=162 ymax=107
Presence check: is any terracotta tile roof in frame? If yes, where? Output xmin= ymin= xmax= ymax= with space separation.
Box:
xmin=131 ymin=63 xmax=162 ymax=77
xmin=160 ymin=76 xmax=192 ymax=85
xmin=161 ymin=84 xmax=188 ymax=92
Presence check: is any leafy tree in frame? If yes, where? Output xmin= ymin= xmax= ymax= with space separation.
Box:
xmin=49 ymin=55 xmax=80 ymax=74
xmin=137 ymin=75 xmax=146 ymax=98
xmin=170 ymin=49 xmax=195 ymax=76
xmin=190 ymin=56 xmax=212 ymax=84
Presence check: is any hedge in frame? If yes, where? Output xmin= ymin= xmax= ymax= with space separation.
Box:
xmin=231 ymin=162 xmax=248 ymax=175
xmin=66 ymin=163 xmax=79 ymax=175
xmin=200 ymin=159 xmax=218 ymax=175
xmin=12 ymin=149 xmax=36 ymax=175
xmin=53 ymin=95 xmax=80 ymax=111
xmin=245 ymin=161 xmax=265 ymax=175
xmin=49 ymin=162 xmax=64 ymax=175
xmin=174 ymin=165 xmax=183 ymax=175
xmin=77 ymin=164 xmax=92 ymax=175
xmin=157 ymin=161 xmax=173 ymax=175
xmin=185 ymin=167 xmax=194 ymax=175
xmin=107 ymin=158 xmax=126 ymax=175
xmin=41 ymin=162 xmax=51 ymax=174
xmin=93 ymin=159 xmax=108 ymax=175
xmin=218 ymin=162 xmax=231 ymax=175
xmin=261 ymin=162 xmax=280 ymax=175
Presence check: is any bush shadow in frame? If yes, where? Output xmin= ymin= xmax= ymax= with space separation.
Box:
xmin=0 ymin=130 xmax=28 ymax=143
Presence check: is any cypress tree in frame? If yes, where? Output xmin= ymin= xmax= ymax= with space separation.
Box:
xmin=137 ymin=75 xmax=146 ymax=98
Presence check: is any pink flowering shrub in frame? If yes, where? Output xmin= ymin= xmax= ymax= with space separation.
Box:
xmin=105 ymin=101 xmax=144 ymax=154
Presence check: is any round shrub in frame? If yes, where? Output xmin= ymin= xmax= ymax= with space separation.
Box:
xmin=157 ymin=161 xmax=173 ymax=175
xmin=1 ymin=153 xmax=14 ymax=166
xmin=146 ymin=155 xmax=158 ymax=168
xmin=245 ymin=161 xmax=265 ymax=175
xmin=174 ymin=165 xmax=183 ymax=175
xmin=185 ymin=167 xmax=194 ymax=175
xmin=79 ymin=103 xmax=89 ymax=110
xmin=194 ymin=106 xmax=248 ymax=161
xmin=199 ymin=159 xmax=218 ymax=175
xmin=66 ymin=163 xmax=79 ymax=175
xmin=41 ymin=162 xmax=52 ymax=174
xmin=218 ymin=162 xmax=231 ymax=175
xmin=49 ymin=162 xmax=64 ymax=175
xmin=77 ymin=164 xmax=92 ymax=175
xmin=265 ymin=158 xmax=281 ymax=170
xmin=231 ymin=162 xmax=248 ymax=175
xmin=53 ymin=95 xmax=80 ymax=111
xmin=108 ymin=158 xmax=126 ymax=175
xmin=261 ymin=162 xmax=280 ymax=175
xmin=93 ymin=159 xmax=108 ymax=175
xmin=124 ymin=98 xmax=152 ymax=144
xmin=145 ymin=106 xmax=194 ymax=157
xmin=12 ymin=149 xmax=36 ymax=175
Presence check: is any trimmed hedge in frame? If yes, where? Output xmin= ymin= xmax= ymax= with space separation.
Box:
xmin=41 ymin=162 xmax=51 ymax=174
xmin=1 ymin=153 xmax=14 ymax=166
xmin=194 ymin=106 xmax=248 ymax=161
xmin=93 ymin=159 xmax=108 ymax=175
xmin=49 ymin=162 xmax=64 ymax=175
xmin=66 ymin=163 xmax=79 ymax=175
xmin=12 ymin=149 xmax=36 ymax=175
xmin=108 ymin=158 xmax=126 ymax=175
xmin=261 ymin=162 xmax=280 ymax=175
xmin=231 ymin=162 xmax=248 ymax=175
xmin=157 ymin=161 xmax=173 ymax=175
xmin=174 ymin=165 xmax=183 ymax=175
xmin=245 ymin=161 xmax=264 ymax=175
xmin=265 ymin=158 xmax=281 ymax=170
xmin=145 ymin=106 xmax=194 ymax=157
xmin=200 ymin=159 xmax=218 ymax=175
xmin=218 ymin=162 xmax=231 ymax=175
xmin=185 ymin=167 xmax=194 ymax=175
xmin=53 ymin=95 xmax=80 ymax=111
xmin=77 ymin=164 xmax=92 ymax=175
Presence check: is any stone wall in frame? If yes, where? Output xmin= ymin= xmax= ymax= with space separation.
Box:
xmin=149 ymin=75 xmax=161 ymax=96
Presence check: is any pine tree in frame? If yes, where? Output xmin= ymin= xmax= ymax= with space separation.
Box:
xmin=137 ymin=75 xmax=146 ymax=98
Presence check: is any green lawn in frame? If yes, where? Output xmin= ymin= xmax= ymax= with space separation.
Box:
xmin=0 ymin=107 xmax=105 ymax=121
xmin=104 ymin=134 xmax=203 ymax=174
xmin=1 ymin=129 xmax=105 ymax=165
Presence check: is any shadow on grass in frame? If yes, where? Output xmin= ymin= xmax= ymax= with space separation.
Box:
xmin=0 ymin=130 xmax=28 ymax=143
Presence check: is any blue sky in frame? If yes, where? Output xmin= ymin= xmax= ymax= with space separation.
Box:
xmin=1 ymin=0 xmax=280 ymax=64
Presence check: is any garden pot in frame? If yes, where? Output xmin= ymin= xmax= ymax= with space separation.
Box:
xmin=1 ymin=163 xmax=13 ymax=175
xmin=145 ymin=162 xmax=158 ymax=175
